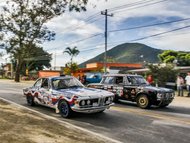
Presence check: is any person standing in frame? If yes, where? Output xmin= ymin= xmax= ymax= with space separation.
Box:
xmin=176 ymin=75 xmax=184 ymax=96
xmin=147 ymin=75 xmax=153 ymax=85
xmin=185 ymin=72 xmax=190 ymax=97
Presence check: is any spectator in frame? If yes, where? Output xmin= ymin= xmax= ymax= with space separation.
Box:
xmin=147 ymin=75 xmax=153 ymax=85
xmin=176 ymin=75 xmax=184 ymax=96
xmin=185 ymin=72 xmax=190 ymax=97
xmin=81 ymin=75 xmax=86 ymax=85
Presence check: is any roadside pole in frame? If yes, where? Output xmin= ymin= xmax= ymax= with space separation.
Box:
xmin=101 ymin=9 xmax=113 ymax=74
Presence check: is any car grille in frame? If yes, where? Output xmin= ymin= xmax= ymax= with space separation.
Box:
xmin=79 ymin=97 xmax=112 ymax=108
xmin=163 ymin=93 xmax=173 ymax=99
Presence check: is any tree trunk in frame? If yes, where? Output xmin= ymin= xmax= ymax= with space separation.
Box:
xmin=14 ymin=60 xmax=21 ymax=82
xmin=15 ymin=70 xmax=20 ymax=82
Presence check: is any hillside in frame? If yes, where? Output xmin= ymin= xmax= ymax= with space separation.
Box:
xmin=79 ymin=43 xmax=163 ymax=68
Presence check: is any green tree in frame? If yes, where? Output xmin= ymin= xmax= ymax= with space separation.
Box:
xmin=0 ymin=0 xmax=87 ymax=82
xmin=21 ymin=46 xmax=52 ymax=75
xmin=147 ymin=64 xmax=178 ymax=87
xmin=63 ymin=46 xmax=80 ymax=65
xmin=158 ymin=50 xmax=190 ymax=66
xmin=64 ymin=62 xmax=79 ymax=75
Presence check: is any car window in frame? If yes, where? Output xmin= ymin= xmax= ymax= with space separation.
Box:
xmin=115 ymin=76 xmax=123 ymax=84
xmin=102 ymin=76 xmax=115 ymax=84
xmin=41 ymin=78 xmax=49 ymax=89
xmin=127 ymin=76 xmax=148 ymax=85
xmin=34 ymin=79 xmax=42 ymax=88
xmin=127 ymin=76 xmax=137 ymax=85
xmin=52 ymin=77 xmax=84 ymax=90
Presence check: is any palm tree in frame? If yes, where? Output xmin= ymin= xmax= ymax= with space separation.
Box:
xmin=63 ymin=46 xmax=80 ymax=65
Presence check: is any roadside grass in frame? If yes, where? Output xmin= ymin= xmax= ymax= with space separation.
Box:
xmin=0 ymin=100 xmax=107 ymax=143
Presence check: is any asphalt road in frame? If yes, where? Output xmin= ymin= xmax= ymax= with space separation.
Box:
xmin=0 ymin=80 xmax=190 ymax=143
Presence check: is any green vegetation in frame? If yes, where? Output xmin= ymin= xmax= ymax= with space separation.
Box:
xmin=63 ymin=47 xmax=80 ymax=74
xmin=63 ymin=47 xmax=80 ymax=65
xmin=79 ymin=43 xmax=163 ymax=67
xmin=158 ymin=50 xmax=190 ymax=66
xmin=64 ymin=62 xmax=79 ymax=75
xmin=147 ymin=64 xmax=178 ymax=87
xmin=0 ymin=0 xmax=87 ymax=82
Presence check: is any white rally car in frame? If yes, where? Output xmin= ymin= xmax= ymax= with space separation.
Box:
xmin=23 ymin=75 xmax=114 ymax=118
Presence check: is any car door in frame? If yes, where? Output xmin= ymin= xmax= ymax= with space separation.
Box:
xmin=39 ymin=78 xmax=52 ymax=106
xmin=101 ymin=76 xmax=115 ymax=92
xmin=101 ymin=76 xmax=124 ymax=98
xmin=124 ymin=76 xmax=138 ymax=101
xmin=112 ymin=76 xmax=124 ymax=99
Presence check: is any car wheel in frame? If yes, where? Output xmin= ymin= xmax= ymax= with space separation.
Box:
xmin=59 ymin=100 xmax=72 ymax=118
xmin=136 ymin=95 xmax=151 ymax=109
xmin=26 ymin=95 xmax=35 ymax=106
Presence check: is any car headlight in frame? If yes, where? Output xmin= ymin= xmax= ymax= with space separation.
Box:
xmin=157 ymin=93 xmax=163 ymax=99
xmin=87 ymin=100 xmax=91 ymax=105
xmin=81 ymin=100 xmax=85 ymax=106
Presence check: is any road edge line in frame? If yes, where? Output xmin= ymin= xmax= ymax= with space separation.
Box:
xmin=0 ymin=97 xmax=122 ymax=143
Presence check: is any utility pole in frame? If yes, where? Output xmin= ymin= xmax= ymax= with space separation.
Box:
xmin=101 ymin=9 xmax=113 ymax=74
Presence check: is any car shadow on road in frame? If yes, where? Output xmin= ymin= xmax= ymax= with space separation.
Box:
xmin=23 ymin=103 xmax=112 ymax=120
xmin=115 ymin=100 xmax=190 ymax=116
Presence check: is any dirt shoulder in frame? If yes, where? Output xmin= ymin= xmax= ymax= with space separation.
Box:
xmin=0 ymin=100 xmax=107 ymax=143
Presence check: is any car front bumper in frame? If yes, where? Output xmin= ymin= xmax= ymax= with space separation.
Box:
xmin=71 ymin=103 xmax=114 ymax=113
xmin=156 ymin=97 xmax=174 ymax=106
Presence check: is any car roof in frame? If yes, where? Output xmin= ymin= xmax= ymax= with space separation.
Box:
xmin=41 ymin=75 xmax=74 ymax=80
xmin=103 ymin=74 xmax=142 ymax=77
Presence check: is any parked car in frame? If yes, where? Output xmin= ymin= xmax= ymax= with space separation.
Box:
xmin=23 ymin=75 xmax=114 ymax=118
xmin=85 ymin=73 xmax=102 ymax=84
xmin=87 ymin=74 xmax=175 ymax=109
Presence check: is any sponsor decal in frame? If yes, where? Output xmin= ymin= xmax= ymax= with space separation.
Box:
xmin=131 ymin=89 xmax=136 ymax=95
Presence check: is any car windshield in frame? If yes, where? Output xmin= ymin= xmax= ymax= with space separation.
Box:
xmin=127 ymin=76 xmax=148 ymax=85
xmin=52 ymin=77 xmax=84 ymax=90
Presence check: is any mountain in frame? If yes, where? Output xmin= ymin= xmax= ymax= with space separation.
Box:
xmin=79 ymin=43 xmax=163 ymax=68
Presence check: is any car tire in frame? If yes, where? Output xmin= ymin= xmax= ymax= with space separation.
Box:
xmin=26 ymin=95 xmax=35 ymax=106
xmin=136 ymin=94 xmax=151 ymax=109
xmin=59 ymin=100 xmax=72 ymax=118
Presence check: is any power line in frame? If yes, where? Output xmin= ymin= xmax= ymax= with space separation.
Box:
xmin=52 ymin=27 xmax=190 ymax=61
xmin=46 ymin=17 xmax=190 ymax=52
xmin=46 ymin=33 xmax=103 ymax=51
xmin=64 ymin=33 xmax=103 ymax=45
xmin=112 ymin=0 xmax=170 ymax=13
xmin=130 ymin=25 xmax=190 ymax=42
xmin=61 ymin=0 xmax=169 ymax=33
xmin=46 ymin=0 xmax=175 ymax=53
xmin=108 ymin=18 xmax=190 ymax=33
xmin=63 ymin=15 xmax=103 ymax=32
xmin=61 ymin=12 xmax=101 ymax=31
xmin=68 ymin=25 xmax=190 ymax=53
xmin=63 ymin=1 xmax=152 ymax=31
xmin=108 ymin=0 xmax=155 ymax=12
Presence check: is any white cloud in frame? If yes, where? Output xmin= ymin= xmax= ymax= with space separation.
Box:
xmin=1 ymin=0 xmax=190 ymax=67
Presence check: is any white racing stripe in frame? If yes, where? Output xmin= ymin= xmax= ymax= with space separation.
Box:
xmin=0 ymin=97 xmax=122 ymax=143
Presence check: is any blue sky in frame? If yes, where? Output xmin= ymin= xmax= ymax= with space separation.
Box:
xmin=1 ymin=0 xmax=190 ymax=68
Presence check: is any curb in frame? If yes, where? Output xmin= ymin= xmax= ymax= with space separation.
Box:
xmin=0 ymin=97 xmax=122 ymax=143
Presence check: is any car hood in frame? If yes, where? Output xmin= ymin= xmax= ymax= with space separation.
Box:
xmin=142 ymin=85 xmax=174 ymax=93
xmin=54 ymin=87 xmax=113 ymax=97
